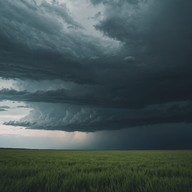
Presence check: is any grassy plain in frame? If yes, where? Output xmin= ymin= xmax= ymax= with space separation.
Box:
xmin=0 ymin=150 xmax=191 ymax=192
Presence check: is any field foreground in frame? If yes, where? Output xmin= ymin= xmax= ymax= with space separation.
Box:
xmin=0 ymin=150 xmax=192 ymax=192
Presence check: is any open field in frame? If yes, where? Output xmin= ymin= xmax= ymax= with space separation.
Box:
xmin=0 ymin=150 xmax=192 ymax=192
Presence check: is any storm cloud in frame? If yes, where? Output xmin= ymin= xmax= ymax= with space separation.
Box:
xmin=0 ymin=0 xmax=192 ymax=137
xmin=0 ymin=0 xmax=119 ymax=83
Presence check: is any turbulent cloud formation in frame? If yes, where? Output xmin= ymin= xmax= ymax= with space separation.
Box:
xmin=4 ymin=100 xmax=192 ymax=132
xmin=0 ymin=0 xmax=119 ymax=82
xmin=0 ymin=0 xmax=192 ymax=135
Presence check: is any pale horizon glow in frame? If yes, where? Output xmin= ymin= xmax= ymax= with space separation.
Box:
xmin=0 ymin=124 xmax=92 ymax=149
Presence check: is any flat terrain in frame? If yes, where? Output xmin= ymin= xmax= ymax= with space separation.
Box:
xmin=0 ymin=150 xmax=191 ymax=192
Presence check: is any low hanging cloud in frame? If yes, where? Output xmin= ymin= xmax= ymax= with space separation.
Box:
xmin=4 ymin=101 xmax=192 ymax=132
xmin=0 ymin=0 xmax=192 ymax=132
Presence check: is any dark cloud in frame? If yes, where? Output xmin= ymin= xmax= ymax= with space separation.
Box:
xmin=0 ymin=0 xmax=109 ymax=83
xmin=1 ymin=85 xmax=192 ymax=109
xmin=95 ymin=0 xmax=192 ymax=70
xmin=0 ymin=0 xmax=192 ymax=134
xmin=3 ymin=99 xmax=192 ymax=132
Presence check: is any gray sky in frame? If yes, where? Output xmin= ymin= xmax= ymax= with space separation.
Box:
xmin=0 ymin=0 xmax=192 ymax=149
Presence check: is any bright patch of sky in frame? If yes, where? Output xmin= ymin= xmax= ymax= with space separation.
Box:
xmin=0 ymin=101 xmax=31 ymax=123
xmin=0 ymin=123 xmax=93 ymax=149
xmin=0 ymin=78 xmax=19 ymax=90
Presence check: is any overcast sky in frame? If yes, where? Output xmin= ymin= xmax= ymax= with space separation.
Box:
xmin=0 ymin=0 xmax=192 ymax=149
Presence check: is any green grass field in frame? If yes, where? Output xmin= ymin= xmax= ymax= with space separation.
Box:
xmin=0 ymin=150 xmax=192 ymax=192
